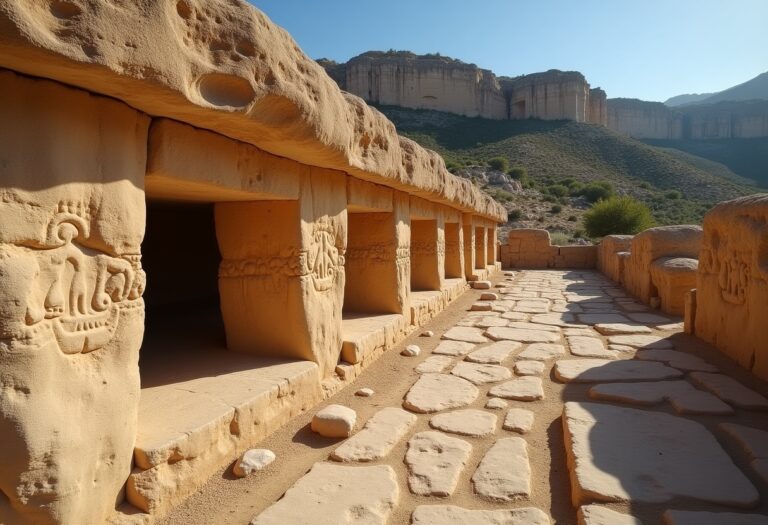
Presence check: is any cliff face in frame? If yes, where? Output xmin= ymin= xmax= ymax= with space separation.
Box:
xmin=589 ymin=88 xmax=608 ymax=126
xmin=502 ymin=70 xmax=597 ymax=123
xmin=607 ymin=99 xmax=683 ymax=139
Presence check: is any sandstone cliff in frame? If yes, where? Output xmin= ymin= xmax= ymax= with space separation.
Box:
xmin=607 ymin=98 xmax=683 ymax=139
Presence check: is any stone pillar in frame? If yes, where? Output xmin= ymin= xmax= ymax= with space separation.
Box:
xmin=0 ymin=71 xmax=149 ymax=524
xmin=462 ymin=214 xmax=476 ymax=278
xmin=444 ymin=222 xmax=464 ymax=278
xmin=475 ymin=225 xmax=488 ymax=269
xmin=487 ymin=226 xmax=498 ymax=263
xmin=410 ymin=220 xmax=441 ymax=291
xmin=394 ymin=193 xmax=411 ymax=313
xmin=216 ymin=168 xmax=347 ymax=378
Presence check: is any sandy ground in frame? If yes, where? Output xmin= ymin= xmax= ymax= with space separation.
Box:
xmin=159 ymin=271 xmax=768 ymax=525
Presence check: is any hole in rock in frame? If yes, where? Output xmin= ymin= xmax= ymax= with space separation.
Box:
xmin=197 ymin=73 xmax=255 ymax=108
xmin=50 ymin=0 xmax=81 ymax=19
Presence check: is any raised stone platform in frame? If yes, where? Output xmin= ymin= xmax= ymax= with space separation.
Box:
xmin=341 ymin=313 xmax=408 ymax=365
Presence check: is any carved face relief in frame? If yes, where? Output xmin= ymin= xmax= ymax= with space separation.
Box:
xmin=0 ymin=204 xmax=144 ymax=354
xmin=308 ymin=222 xmax=343 ymax=292
xmin=718 ymin=250 xmax=750 ymax=305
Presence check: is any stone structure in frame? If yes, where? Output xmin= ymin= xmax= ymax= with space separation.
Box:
xmin=500 ymin=70 xmax=599 ymax=123
xmin=596 ymin=235 xmax=632 ymax=283
xmin=0 ymin=2 xmax=504 ymax=524
xmin=500 ymin=229 xmax=597 ymax=269
xmin=692 ymin=194 xmax=768 ymax=381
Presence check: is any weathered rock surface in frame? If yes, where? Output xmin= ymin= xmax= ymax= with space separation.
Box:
xmin=503 ymin=408 xmax=535 ymax=433
xmin=568 ymin=336 xmax=617 ymax=359
xmin=563 ymin=402 xmax=758 ymax=506
xmin=578 ymin=505 xmax=642 ymax=525
xmin=411 ymin=505 xmax=550 ymax=525
xmin=465 ymin=341 xmax=521 ymax=364
xmin=635 ymin=349 xmax=717 ymax=372
xmin=489 ymin=377 xmax=544 ymax=401
xmin=233 ymin=449 xmax=276 ymax=477
xmin=589 ymin=381 xmax=733 ymax=415
xmin=442 ymin=327 xmax=489 ymax=344
xmin=451 ymin=362 xmax=512 ymax=384
xmin=472 ymin=438 xmax=531 ymax=501
xmin=514 ymin=360 xmax=545 ymax=376
xmin=251 ymin=463 xmax=399 ymax=525
xmin=485 ymin=398 xmax=508 ymax=410
xmin=689 ymin=372 xmax=768 ymax=409
xmin=594 ymin=323 xmax=652 ymax=335
xmin=606 ymin=335 xmax=674 ymax=349
xmin=406 ymin=431 xmax=472 ymax=496
xmin=719 ymin=423 xmax=768 ymax=484
xmin=430 ymin=409 xmax=498 ymax=437
xmin=355 ymin=388 xmax=375 ymax=397
xmin=518 ymin=343 xmax=566 ymax=361
xmin=402 ymin=344 xmax=422 ymax=357
xmin=555 ymin=359 xmax=683 ymax=383
xmin=433 ymin=340 xmax=477 ymax=356
xmin=311 ymin=405 xmax=357 ymax=438
xmin=416 ymin=355 xmax=456 ymax=374
xmin=332 ymin=408 xmax=417 ymax=462
xmin=484 ymin=327 xmax=560 ymax=343
xmin=403 ymin=374 xmax=479 ymax=413
xmin=470 ymin=302 xmax=493 ymax=312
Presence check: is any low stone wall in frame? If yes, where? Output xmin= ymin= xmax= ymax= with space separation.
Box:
xmin=691 ymin=194 xmax=768 ymax=381
xmin=500 ymin=229 xmax=597 ymax=269
xmin=596 ymin=235 xmax=632 ymax=283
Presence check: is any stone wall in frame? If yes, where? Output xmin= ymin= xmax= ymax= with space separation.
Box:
xmin=606 ymin=98 xmax=684 ymax=139
xmin=596 ymin=235 xmax=632 ymax=283
xmin=500 ymin=229 xmax=597 ymax=269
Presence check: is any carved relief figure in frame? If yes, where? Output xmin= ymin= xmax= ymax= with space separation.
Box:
xmin=308 ymin=220 xmax=343 ymax=292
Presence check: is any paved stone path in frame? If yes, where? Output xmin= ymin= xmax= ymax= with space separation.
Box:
xmin=169 ymin=270 xmax=768 ymax=524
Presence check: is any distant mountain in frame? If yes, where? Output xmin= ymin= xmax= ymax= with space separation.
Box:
xmin=665 ymin=71 xmax=768 ymax=107
xmin=665 ymin=93 xmax=714 ymax=107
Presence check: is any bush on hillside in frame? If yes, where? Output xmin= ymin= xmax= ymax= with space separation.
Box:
xmin=550 ymin=204 xmax=563 ymax=214
xmin=547 ymin=184 xmax=569 ymax=198
xmin=508 ymin=209 xmax=522 ymax=221
xmin=665 ymin=189 xmax=682 ymax=199
xmin=567 ymin=181 xmax=585 ymax=194
xmin=507 ymin=166 xmax=527 ymax=180
xmin=579 ymin=180 xmax=615 ymax=203
xmin=549 ymin=231 xmax=570 ymax=245
xmin=488 ymin=156 xmax=509 ymax=172
xmin=584 ymin=196 xmax=655 ymax=237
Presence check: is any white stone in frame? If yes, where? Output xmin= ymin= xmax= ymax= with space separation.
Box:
xmin=233 ymin=449 xmax=276 ymax=477
xmin=513 ymin=299 xmax=551 ymax=313
xmin=420 ymin=330 xmax=435 ymax=337
xmin=503 ymin=408 xmax=534 ymax=433
xmin=594 ymin=323 xmax=652 ymax=335
xmin=403 ymin=373 xmax=479 ymax=413
xmin=355 ymin=387 xmax=375 ymax=397
xmin=451 ymin=361 xmax=512 ymax=384
xmin=606 ymin=335 xmax=674 ymax=349
xmin=411 ymin=505 xmax=550 ymax=525
xmin=465 ymin=341 xmax=521 ymax=364
xmin=518 ymin=343 xmax=566 ymax=361
xmin=484 ymin=327 xmax=560 ymax=344
xmin=662 ymin=511 xmax=768 ymax=525
xmin=480 ymin=292 xmax=499 ymax=301
xmin=689 ymin=372 xmax=768 ymax=409
xmin=507 ymin=321 xmax=561 ymax=332
xmin=555 ymin=359 xmax=683 ymax=383
xmin=470 ymin=301 xmax=493 ymax=312
xmin=432 ymin=340 xmax=477 ymax=356
xmin=405 ymin=431 xmax=472 ymax=496
xmin=472 ymin=437 xmax=531 ymax=501
xmin=442 ymin=327 xmax=489 ymax=344
xmin=470 ymin=316 xmax=509 ymax=328
xmin=500 ymin=311 xmax=529 ymax=321
xmin=472 ymin=280 xmax=492 ymax=290
xmin=430 ymin=409 xmax=497 ymax=437
xmin=578 ymin=505 xmax=642 ymax=525
xmin=332 ymin=408 xmax=417 ymax=462
xmin=401 ymin=344 xmax=421 ymax=357
xmin=485 ymin=398 xmax=508 ymax=410
xmin=563 ymin=402 xmax=758 ymax=506
xmin=608 ymin=344 xmax=636 ymax=353
xmin=589 ymin=381 xmax=734 ymax=415
xmin=568 ymin=336 xmax=617 ymax=359
xmin=635 ymin=349 xmax=717 ymax=372
xmin=563 ymin=327 xmax=597 ymax=337
xmin=514 ymin=360 xmax=545 ymax=376
xmin=488 ymin=377 xmax=544 ymax=401
xmin=251 ymin=463 xmax=398 ymax=525
xmin=311 ymin=405 xmax=357 ymax=438
xmin=415 ymin=355 xmax=455 ymax=374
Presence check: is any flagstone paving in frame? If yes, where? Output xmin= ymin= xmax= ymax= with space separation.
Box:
xmin=160 ymin=270 xmax=768 ymax=525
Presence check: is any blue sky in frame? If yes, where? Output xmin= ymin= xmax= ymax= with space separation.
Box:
xmin=250 ymin=0 xmax=768 ymax=102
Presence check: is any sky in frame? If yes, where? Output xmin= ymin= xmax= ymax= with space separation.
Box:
xmin=249 ymin=0 xmax=768 ymax=102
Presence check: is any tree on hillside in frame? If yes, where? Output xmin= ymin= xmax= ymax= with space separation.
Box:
xmin=584 ymin=196 xmax=655 ymax=237
xmin=487 ymin=157 xmax=509 ymax=172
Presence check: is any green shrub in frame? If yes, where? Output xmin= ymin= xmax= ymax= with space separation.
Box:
xmin=579 ymin=180 xmax=615 ymax=203
xmin=507 ymin=209 xmax=522 ymax=221
xmin=639 ymin=181 xmax=652 ymax=189
xmin=507 ymin=166 xmax=527 ymax=180
xmin=568 ymin=181 xmax=585 ymax=194
xmin=550 ymin=231 xmax=570 ymax=245
xmin=547 ymin=184 xmax=569 ymax=198
xmin=584 ymin=196 xmax=655 ymax=237
xmin=559 ymin=177 xmax=576 ymax=186
xmin=542 ymin=195 xmax=557 ymax=203
xmin=488 ymin=156 xmax=509 ymax=172
xmin=665 ymin=189 xmax=682 ymax=200
xmin=551 ymin=204 xmax=563 ymax=214
xmin=567 ymin=215 xmax=577 ymax=222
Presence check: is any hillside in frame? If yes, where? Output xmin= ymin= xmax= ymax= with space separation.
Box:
xmin=665 ymin=71 xmax=768 ymax=106
xmin=377 ymin=105 xmax=760 ymax=239
xmin=665 ymin=92 xmax=714 ymax=107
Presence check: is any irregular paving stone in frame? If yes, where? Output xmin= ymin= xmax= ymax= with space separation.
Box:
xmin=563 ymin=402 xmax=758 ymax=506
xmin=529 ymin=313 xmax=580 ymax=327
xmin=470 ymin=316 xmax=509 ymax=328
xmin=432 ymin=340 xmax=477 ymax=356
xmin=472 ymin=280 xmax=492 ymax=289
xmin=465 ymin=341 xmax=521 ymax=364
xmin=720 ymin=423 xmax=768 ymax=484
xmin=491 ymin=305 xmax=508 ymax=313
xmin=311 ymin=405 xmax=357 ymax=437
xmin=451 ymin=361 xmax=512 ymax=385
xmin=514 ymin=360 xmax=545 ymax=376
xmin=606 ymin=335 xmax=674 ymax=349
xmin=472 ymin=437 xmax=531 ymax=501
xmin=518 ymin=343 xmax=566 ymax=361
xmin=403 ymin=373 xmax=479 ymax=413
xmin=507 ymin=321 xmax=561 ymax=333
xmin=689 ymin=372 xmax=768 ymax=409
xmin=411 ymin=505 xmax=550 ymax=525
xmin=502 ymin=408 xmax=534 ymax=433
xmin=568 ymin=336 xmax=617 ymax=359
xmin=355 ymin=387 xmax=375 ymax=397
xmin=332 ymin=407 xmax=417 ymax=462
xmin=608 ymin=344 xmax=636 ymax=353
xmin=662 ymin=511 xmax=768 ymax=525
xmin=480 ymin=292 xmax=499 ymax=301
xmin=594 ymin=323 xmax=652 ymax=335
xmin=500 ymin=311 xmax=529 ymax=321
xmin=406 ymin=431 xmax=472 ymax=496
xmin=513 ymin=299 xmax=551 ymax=314
xmin=416 ymin=355 xmax=455 ymax=374
xmin=589 ymin=381 xmax=734 ymax=415
xmin=485 ymin=398 xmax=508 ymax=410
xmin=484 ymin=327 xmax=560 ymax=344
xmin=402 ymin=344 xmax=421 ymax=357
xmin=578 ymin=505 xmax=642 ymax=525
xmin=626 ymin=312 xmax=674 ymax=324
xmin=233 ymin=449 xmax=276 ymax=477
xmin=555 ymin=359 xmax=683 ymax=383
xmin=471 ymin=301 xmax=493 ymax=312
xmin=576 ymin=313 xmax=633 ymax=325
xmin=488 ymin=377 xmax=544 ymax=401
xmin=430 ymin=409 xmax=498 ymax=437
xmin=564 ymin=327 xmax=598 ymax=337
xmin=442 ymin=327 xmax=489 ymax=344
xmin=635 ymin=349 xmax=717 ymax=372
xmin=251 ymin=463 xmax=398 ymax=525
xmin=656 ymin=322 xmax=684 ymax=331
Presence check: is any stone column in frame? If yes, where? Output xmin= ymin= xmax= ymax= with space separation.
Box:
xmin=0 ymin=71 xmax=149 ymax=525
xmin=410 ymin=220 xmax=441 ymax=291
xmin=444 ymin=222 xmax=464 ymax=278
xmin=462 ymin=214 xmax=476 ymax=278
xmin=216 ymin=168 xmax=347 ymax=378
xmin=487 ymin=226 xmax=498 ymax=263
xmin=475 ymin=225 xmax=488 ymax=269
xmin=394 ymin=193 xmax=411 ymax=313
